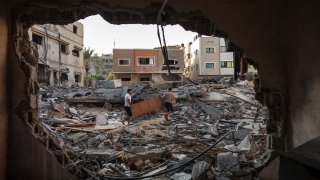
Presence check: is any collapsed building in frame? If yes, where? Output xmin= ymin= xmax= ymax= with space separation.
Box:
xmin=1 ymin=0 xmax=320 ymax=180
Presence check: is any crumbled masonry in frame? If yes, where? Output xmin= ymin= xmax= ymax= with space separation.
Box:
xmin=38 ymin=78 xmax=270 ymax=179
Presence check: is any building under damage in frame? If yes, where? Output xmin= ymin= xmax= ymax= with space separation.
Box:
xmin=29 ymin=22 xmax=85 ymax=87
xmin=1 ymin=0 xmax=320 ymax=180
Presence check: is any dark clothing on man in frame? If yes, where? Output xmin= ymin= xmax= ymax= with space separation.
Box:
xmin=125 ymin=106 xmax=132 ymax=116
xmin=165 ymin=102 xmax=173 ymax=112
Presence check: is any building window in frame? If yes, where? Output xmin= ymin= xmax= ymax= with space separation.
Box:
xmin=221 ymin=61 xmax=234 ymax=68
xmin=138 ymin=57 xmax=155 ymax=65
xmin=60 ymin=44 xmax=69 ymax=54
xmin=205 ymin=63 xmax=214 ymax=69
xmin=163 ymin=59 xmax=178 ymax=65
xmin=32 ymin=33 xmax=43 ymax=45
xmin=206 ymin=47 xmax=215 ymax=53
xmin=74 ymin=75 xmax=81 ymax=83
xmin=118 ymin=59 xmax=130 ymax=66
xmin=73 ymin=25 xmax=78 ymax=34
xmin=121 ymin=78 xmax=131 ymax=81
xmin=72 ymin=49 xmax=80 ymax=57
xmin=140 ymin=77 xmax=150 ymax=81
xmin=60 ymin=73 xmax=68 ymax=82
xmin=196 ymin=64 xmax=199 ymax=70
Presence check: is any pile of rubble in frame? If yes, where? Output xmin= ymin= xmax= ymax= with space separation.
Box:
xmin=38 ymin=79 xmax=270 ymax=179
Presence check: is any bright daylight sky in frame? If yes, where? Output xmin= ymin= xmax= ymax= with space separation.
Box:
xmin=79 ymin=15 xmax=197 ymax=55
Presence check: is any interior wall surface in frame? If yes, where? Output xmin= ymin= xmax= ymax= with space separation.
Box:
xmin=7 ymin=18 xmax=76 ymax=179
xmin=0 ymin=8 xmax=9 ymax=180
xmin=286 ymin=1 xmax=320 ymax=147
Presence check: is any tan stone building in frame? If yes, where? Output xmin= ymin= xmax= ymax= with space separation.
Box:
xmin=113 ymin=46 xmax=184 ymax=83
xmin=184 ymin=35 xmax=235 ymax=80
xmin=28 ymin=22 xmax=85 ymax=87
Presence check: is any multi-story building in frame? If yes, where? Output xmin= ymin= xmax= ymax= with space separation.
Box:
xmin=112 ymin=46 xmax=184 ymax=83
xmin=184 ymin=35 xmax=235 ymax=80
xmin=28 ymin=22 xmax=85 ymax=87
xmin=89 ymin=54 xmax=113 ymax=76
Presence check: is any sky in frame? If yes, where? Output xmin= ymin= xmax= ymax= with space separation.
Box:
xmin=79 ymin=15 xmax=197 ymax=55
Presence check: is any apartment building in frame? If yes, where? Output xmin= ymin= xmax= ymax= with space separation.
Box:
xmin=28 ymin=22 xmax=85 ymax=87
xmin=89 ymin=54 xmax=113 ymax=76
xmin=112 ymin=46 xmax=184 ymax=83
xmin=184 ymin=35 xmax=235 ymax=80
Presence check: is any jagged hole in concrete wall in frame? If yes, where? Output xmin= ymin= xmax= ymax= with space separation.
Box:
xmin=11 ymin=2 xmax=285 ymax=178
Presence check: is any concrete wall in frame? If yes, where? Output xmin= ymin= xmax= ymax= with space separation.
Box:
xmin=113 ymin=48 xmax=183 ymax=81
xmin=286 ymin=1 xmax=320 ymax=147
xmin=199 ymin=37 xmax=220 ymax=75
xmin=0 ymin=9 xmax=8 ymax=180
xmin=113 ymin=49 xmax=134 ymax=72
xmin=28 ymin=22 xmax=85 ymax=87
xmin=220 ymin=52 xmax=234 ymax=75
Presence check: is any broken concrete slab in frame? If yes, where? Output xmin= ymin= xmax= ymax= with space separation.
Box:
xmin=96 ymin=114 xmax=108 ymax=125
xmin=67 ymin=132 xmax=88 ymax=143
xmin=170 ymin=172 xmax=192 ymax=180
xmin=99 ymin=80 xmax=122 ymax=89
xmin=191 ymin=161 xmax=209 ymax=180
xmin=217 ymin=152 xmax=240 ymax=172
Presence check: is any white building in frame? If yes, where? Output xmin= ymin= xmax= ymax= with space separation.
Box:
xmin=28 ymin=22 xmax=85 ymax=87
xmin=184 ymin=35 xmax=234 ymax=80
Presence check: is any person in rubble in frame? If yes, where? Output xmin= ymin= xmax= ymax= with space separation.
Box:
xmin=124 ymin=89 xmax=133 ymax=125
xmin=161 ymin=87 xmax=175 ymax=121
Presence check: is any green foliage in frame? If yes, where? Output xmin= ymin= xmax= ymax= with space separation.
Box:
xmin=83 ymin=47 xmax=95 ymax=72
xmin=84 ymin=73 xmax=106 ymax=86
xmin=106 ymin=72 xmax=114 ymax=80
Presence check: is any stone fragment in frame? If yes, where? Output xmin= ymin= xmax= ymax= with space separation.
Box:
xmin=144 ymin=160 xmax=151 ymax=166
xmin=217 ymin=152 xmax=240 ymax=172
xmin=96 ymin=114 xmax=108 ymax=125
xmin=170 ymin=172 xmax=191 ymax=180
xmin=203 ymin=134 xmax=212 ymax=139
xmin=69 ymin=107 xmax=78 ymax=115
xmin=67 ymin=132 xmax=88 ymax=143
xmin=133 ymin=159 xmax=144 ymax=171
xmin=191 ymin=161 xmax=209 ymax=180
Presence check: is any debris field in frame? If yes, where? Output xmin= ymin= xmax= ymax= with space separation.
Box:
xmin=38 ymin=79 xmax=270 ymax=180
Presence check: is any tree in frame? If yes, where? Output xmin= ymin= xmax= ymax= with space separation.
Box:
xmin=83 ymin=47 xmax=94 ymax=72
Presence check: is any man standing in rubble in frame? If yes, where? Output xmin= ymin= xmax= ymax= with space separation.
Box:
xmin=124 ymin=89 xmax=133 ymax=125
xmin=161 ymin=87 xmax=175 ymax=121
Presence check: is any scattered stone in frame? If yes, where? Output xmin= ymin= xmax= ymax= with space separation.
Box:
xmin=69 ymin=107 xmax=78 ymax=115
xmin=144 ymin=160 xmax=151 ymax=166
xmin=191 ymin=161 xmax=209 ymax=180
xmin=67 ymin=132 xmax=88 ymax=143
xmin=170 ymin=172 xmax=192 ymax=180
xmin=203 ymin=134 xmax=212 ymax=139
xmin=133 ymin=159 xmax=144 ymax=171
xmin=183 ymin=135 xmax=197 ymax=140
xmin=96 ymin=114 xmax=108 ymax=125
xmin=217 ymin=152 xmax=240 ymax=172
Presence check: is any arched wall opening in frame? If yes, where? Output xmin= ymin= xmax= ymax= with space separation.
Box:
xmin=5 ymin=0 xmax=320 ymax=179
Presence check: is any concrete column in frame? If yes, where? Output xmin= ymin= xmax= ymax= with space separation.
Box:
xmin=0 ymin=11 xmax=8 ymax=179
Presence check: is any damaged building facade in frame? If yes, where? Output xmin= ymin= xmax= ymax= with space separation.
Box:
xmin=113 ymin=46 xmax=184 ymax=83
xmin=184 ymin=35 xmax=235 ymax=80
xmin=28 ymin=22 xmax=85 ymax=87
